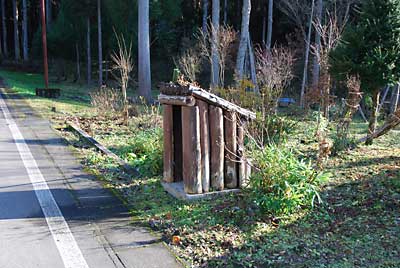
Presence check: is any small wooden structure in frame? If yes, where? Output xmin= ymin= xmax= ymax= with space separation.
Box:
xmin=160 ymin=83 xmax=255 ymax=198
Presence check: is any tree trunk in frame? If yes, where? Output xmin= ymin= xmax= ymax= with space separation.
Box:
xmin=223 ymin=0 xmax=227 ymax=25
xmin=13 ymin=0 xmax=20 ymax=62
xmin=235 ymin=0 xmax=251 ymax=81
xmin=1 ymin=0 xmax=8 ymax=58
xmin=366 ymin=90 xmax=380 ymax=145
xmin=247 ymin=36 xmax=258 ymax=92
xmin=211 ymin=0 xmax=220 ymax=89
xmin=391 ymin=84 xmax=399 ymax=114
xmin=138 ymin=0 xmax=152 ymax=102
xmin=76 ymin=43 xmax=81 ymax=82
xmin=97 ymin=0 xmax=103 ymax=86
xmin=262 ymin=5 xmax=266 ymax=46
xmin=312 ymin=0 xmax=323 ymax=87
xmin=46 ymin=0 xmax=52 ymax=28
xmin=266 ymin=0 xmax=273 ymax=50
xmin=202 ymin=0 xmax=208 ymax=34
xmin=300 ymin=0 xmax=315 ymax=108
xmin=22 ymin=0 xmax=28 ymax=61
xmin=87 ymin=18 xmax=92 ymax=86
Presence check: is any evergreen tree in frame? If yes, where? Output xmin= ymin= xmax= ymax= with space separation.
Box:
xmin=331 ymin=0 xmax=400 ymax=144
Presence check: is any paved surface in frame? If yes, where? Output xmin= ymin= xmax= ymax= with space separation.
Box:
xmin=0 ymin=86 xmax=183 ymax=268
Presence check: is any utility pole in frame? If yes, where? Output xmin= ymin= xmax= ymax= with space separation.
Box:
xmin=40 ymin=0 xmax=49 ymax=89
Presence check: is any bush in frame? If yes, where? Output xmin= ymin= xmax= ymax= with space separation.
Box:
xmin=247 ymin=145 xmax=329 ymax=215
xmin=121 ymin=128 xmax=163 ymax=176
xmin=249 ymin=114 xmax=297 ymax=145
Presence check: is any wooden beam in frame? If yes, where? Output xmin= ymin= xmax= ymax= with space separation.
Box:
xmin=173 ymin=106 xmax=183 ymax=182
xmin=189 ymin=85 xmax=256 ymax=120
xmin=224 ymin=111 xmax=238 ymax=189
xmin=182 ymin=106 xmax=202 ymax=194
xmin=209 ymin=106 xmax=224 ymax=191
xmin=163 ymin=105 xmax=174 ymax=183
xmin=158 ymin=94 xmax=196 ymax=106
xmin=198 ymin=100 xmax=210 ymax=192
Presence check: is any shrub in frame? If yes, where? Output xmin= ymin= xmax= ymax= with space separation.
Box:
xmin=248 ymin=114 xmax=297 ymax=145
xmin=123 ymin=128 xmax=163 ymax=176
xmin=90 ymin=87 xmax=124 ymax=116
xmin=247 ymin=145 xmax=329 ymax=215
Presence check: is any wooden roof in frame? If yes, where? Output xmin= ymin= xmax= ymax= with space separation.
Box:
xmin=159 ymin=83 xmax=256 ymax=120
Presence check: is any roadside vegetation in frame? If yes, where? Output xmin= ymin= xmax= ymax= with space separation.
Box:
xmin=1 ymin=69 xmax=399 ymax=268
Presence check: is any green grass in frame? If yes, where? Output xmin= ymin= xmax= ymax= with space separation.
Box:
xmin=0 ymin=70 xmax=94 ymax=118
xmin=1 ymin=69 xmax=399 ymax=268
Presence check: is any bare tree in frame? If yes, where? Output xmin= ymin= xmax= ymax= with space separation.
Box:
xmin=138 ymin=0 xmax=152 ymax=102
xmin=256 ymin=46 xmax=295 ymax=113
xmin=211 ymin=0 xmax=220 ymax=88
xmin=1 ymin=0 xmax=8 ymax=58
xmin=12 ymin=0 xmax=20 ymax=61
xmin=236 ymin=0 xmax=251 ymax=81
xmin=111 ymin=34 xmax=133 ymax=125
xmin=175 ymin=47 xmax=202 ymax=83
xmin=198 ymin=25 xmax=236 ymax=88
xmin=22 ymin=0 xmax=28 ymax=61
xmin=97 ymin=0 xmax=103 ymax=86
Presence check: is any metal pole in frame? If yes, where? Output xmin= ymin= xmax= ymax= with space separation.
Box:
xmin=40 ymin=0 xmax=49 ymax=89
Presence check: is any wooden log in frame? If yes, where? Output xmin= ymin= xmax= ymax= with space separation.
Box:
xmin=198 ymin=100 xmax=210 ymax=193
xmin=237 ymin=123 xmax=246 ymax=188
xmin=189 ymin=85 xmax=256 ymax=120
xmin=158 ymin=94 xmax=196 ymax=106
xmin=173 ymin=106 xmax=183 ymax=182
xmin=181 ymin=106 xmax=202 ymax=194
xmin=224 ymin=111 xmax=238 ymax=189
xmin=163 ymin=105 xmax=174 ymax=183
xmin=209 ymin=106 xmax=224 ymax=191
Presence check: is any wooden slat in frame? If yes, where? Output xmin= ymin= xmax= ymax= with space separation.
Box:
xmin=209 ymin=106 xmax=224 ymax=191
xmin=198 ymin=100 xmax=210 ymax=193
xmin=224 ymin=111 xmax=238 ymax=189
xmin=163 ymin=105 xmax=174 ymax=183
xmin=181 ymin=106 xmax=202 ymax=194
xmin=158 ymin=94 xmax=196 ymax=106
xmin=237 ymin=123 xmax=246 ymax=188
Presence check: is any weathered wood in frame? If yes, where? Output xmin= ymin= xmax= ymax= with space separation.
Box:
xmin=159 ymin=82 xmax=191 ymax=96
xmin=158 ymin=94 xmax=196 ymax=106
xmin=163 ymin=105 xmax=174 ymax=183
xmin=189 ymin=85 xmax=256 ymax=120
xmin=224 ymin=111 xmax=238 ymax=189
xmin=181 ymin=106 xmax=202 ymax=194
xmin=198 ymin=100 xmax=210 ymax=193
xmin=209 ymin=106 xmax=224 ymax=191
xmin=173 ymin=106 xmax=183 ymax=182
xmin=237 ymin=124 xmax=246 ymax=188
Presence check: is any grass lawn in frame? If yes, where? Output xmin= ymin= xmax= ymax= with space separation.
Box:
xmin=1 ymin=70 xmax=399 ymax=268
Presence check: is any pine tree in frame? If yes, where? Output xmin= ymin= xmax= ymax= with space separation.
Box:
xmin=331 ymin=0 xmax=400 ymax=144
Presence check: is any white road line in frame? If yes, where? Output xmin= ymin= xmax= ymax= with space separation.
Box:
xmin=0 ymin=93 xmax=89 ymax=268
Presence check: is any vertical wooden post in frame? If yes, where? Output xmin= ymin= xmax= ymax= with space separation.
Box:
xmin=224 ymin=111 xmax=238 ymax=189
xmin=237 ymin=122 xmax=246 ymax=188
xmin=198 ymin=100 xmax=210 ymax=192
xmin=209 ymin=106 xmax=224 ymax=191
xmin=182 ymin=106 xmax=202 ymax=194
xmin=163 ymin=105 xmax=174 ymax=183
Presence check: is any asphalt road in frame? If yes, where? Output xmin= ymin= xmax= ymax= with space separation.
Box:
xmin=0 ymin=88 xmax=182 ymax=268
